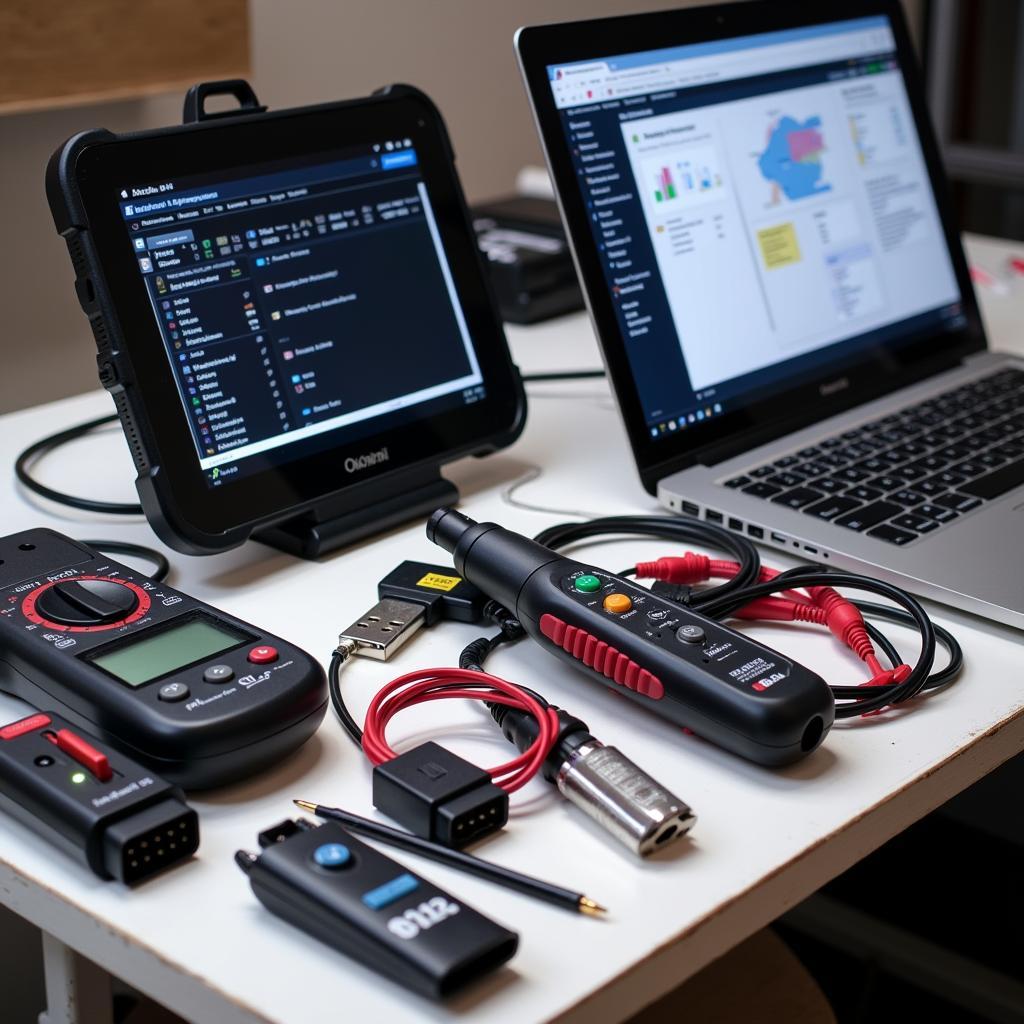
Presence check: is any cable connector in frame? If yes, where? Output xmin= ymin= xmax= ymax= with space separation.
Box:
xmin=490 ymin=703 xmax=695 ymax=856
xmin=650 ymin=580 xmax=694 ymax=606
xmin=377 ymin=561 xmax=488 ymax=626
xmin=337 ymin=562 xmax=491 ymax=664
xmin=337 ymin=598 xmax=426 ymax=662
xmin=635 ymin=552 xmax=711 ymax=584
xmin=372 ymin=741 xmax=509 ymax=848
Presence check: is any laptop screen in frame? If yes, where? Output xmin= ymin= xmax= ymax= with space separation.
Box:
xmin=545 ymin=14 xmax=965 ymax=440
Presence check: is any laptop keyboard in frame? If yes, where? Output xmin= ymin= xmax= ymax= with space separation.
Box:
xmin=723 ymin=367 xmax=1024 ymax=546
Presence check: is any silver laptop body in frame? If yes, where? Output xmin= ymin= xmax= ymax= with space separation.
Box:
xmin=659 ymin=350 xmax=1024 ymax=629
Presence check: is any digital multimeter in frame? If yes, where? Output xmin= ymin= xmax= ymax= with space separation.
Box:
xmin=0 ymin=529 xmax=327 ymax=788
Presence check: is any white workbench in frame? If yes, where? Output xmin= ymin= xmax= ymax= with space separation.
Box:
xmin=2 ymin=234 xmax=1023 ymax=1024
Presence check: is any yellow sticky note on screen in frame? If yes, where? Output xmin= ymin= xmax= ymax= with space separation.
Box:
xmin=757 ymin=223 xmax=801 ymax=269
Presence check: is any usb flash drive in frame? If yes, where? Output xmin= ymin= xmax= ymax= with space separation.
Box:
xmin=236 ymin=818 xmax=517 ymax=998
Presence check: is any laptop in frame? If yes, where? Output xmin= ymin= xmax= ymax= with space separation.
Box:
xmin=516 ymin=0 xmax=1024 ymax=629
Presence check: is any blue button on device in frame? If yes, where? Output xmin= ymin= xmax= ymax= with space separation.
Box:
xmin=313 ymin=842 xmax=351 ymax=869
xmin=361 ymin=872 xmax=419 ymax=910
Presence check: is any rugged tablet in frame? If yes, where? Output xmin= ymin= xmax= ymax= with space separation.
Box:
xmin=47 ymin=82 xmax=524 ymax=556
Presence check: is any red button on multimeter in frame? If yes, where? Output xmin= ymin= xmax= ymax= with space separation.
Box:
xmin=248 ymin=645 xmax=279 ymax=664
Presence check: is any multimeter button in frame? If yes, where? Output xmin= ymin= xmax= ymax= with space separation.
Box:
xmin=54 ymin=729 xmax=112 ymax=782
xmin=603 ymin=593 xmax=633 ymax=614
xmin=362 ymin=872 xmax=419 ymax=910
xmin=573 ymin=575 xmax=602 ymax=593
xmin=676 ymin=624 xmax=706 ymax=644
xmin=247 ymin=645 xmax=278 ymax=664
xmin=313 ymin=843 xmax=352 ymax=869
xmin=36 ymin=579 xmax=138 ymax=626
xmin=158 ymin=682 xmax=190 ymax=702
xmin=203 ymin=664 xmax=235 ymax=684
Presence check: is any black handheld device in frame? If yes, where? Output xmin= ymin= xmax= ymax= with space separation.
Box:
xmin=46 ymin=81 xmax=524 ymax=557
xmin=428 ymin=509 xmax=834 ymax=765
xmin=0 ymin=528 xmax=326 ymax=788
xmin=236 ymin=818 xmax=518 ymax=999
xmin=0 ymin=711 xmax=198 ymax=883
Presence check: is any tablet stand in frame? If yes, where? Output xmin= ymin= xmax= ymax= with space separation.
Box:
xmin=253 ymin=465 xmax=458 ymax=558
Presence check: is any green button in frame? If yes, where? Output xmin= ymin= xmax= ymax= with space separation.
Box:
xmin=574 ymin=575 xmax=601 ymax=593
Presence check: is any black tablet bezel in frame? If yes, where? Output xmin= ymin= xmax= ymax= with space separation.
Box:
xmin=64 ymin=88 xmax=523 ymax=545
xmin=516 ymin=0 xmax=985 ymax=492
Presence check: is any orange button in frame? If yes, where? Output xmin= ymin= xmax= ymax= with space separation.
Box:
xmin=603 ymin=593 xmax=633 ymax=614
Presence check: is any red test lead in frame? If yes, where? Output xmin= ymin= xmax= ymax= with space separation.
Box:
xmin=634 ymin=551 xmax=914 ymax=697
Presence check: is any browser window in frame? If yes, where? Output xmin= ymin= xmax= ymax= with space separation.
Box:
xmin=548 ymin=15 xmax=964 ymax=438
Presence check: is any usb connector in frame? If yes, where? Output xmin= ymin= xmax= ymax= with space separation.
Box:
xmin=337 ymin=562 xmax=492 ymax=663
xmin=337 ymin=598 xmax=426 ymax=661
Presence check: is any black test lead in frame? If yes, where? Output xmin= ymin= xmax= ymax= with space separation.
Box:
xmin=293 ymin=800 xmax=606 ymax=916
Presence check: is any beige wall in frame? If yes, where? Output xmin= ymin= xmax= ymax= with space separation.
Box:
xmin=0 ymin=0 xmax=923 ymax=414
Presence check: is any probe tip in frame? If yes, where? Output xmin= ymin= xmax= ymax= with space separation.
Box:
xmin=293 ymin=799 xmax=318 ymax=813
xmin=578 ymin=896 xmax=607 ymax=917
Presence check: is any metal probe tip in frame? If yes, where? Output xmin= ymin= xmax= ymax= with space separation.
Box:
xmin=578 ymin=897 xmax=607 ymax=917
xmin=293 ymin=799 xmax=318 ymax=813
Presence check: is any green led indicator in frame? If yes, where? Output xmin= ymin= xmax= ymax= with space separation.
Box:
xmin=70 ymin=771 xmax=87 ymax=785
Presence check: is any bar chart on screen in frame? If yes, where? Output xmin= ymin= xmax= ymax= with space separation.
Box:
xmin=643 ymin=146 xmax=725 ymax=209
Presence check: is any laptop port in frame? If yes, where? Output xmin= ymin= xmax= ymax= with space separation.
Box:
xmin=771 ymin=532 xmax=786 ymax=544
xmin=681 ymin=500 xmax=700 ymax=517
xmin=747 ymin=525 xmax=764 ymax=539
xmin=706 ymin=510 xmax=723 ymax=524
xmin=728 ymin=518 xmax=743 ymax=532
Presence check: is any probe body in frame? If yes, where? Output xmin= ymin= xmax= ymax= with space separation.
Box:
xmin=428 ymin=509 xmax=834 ymax=766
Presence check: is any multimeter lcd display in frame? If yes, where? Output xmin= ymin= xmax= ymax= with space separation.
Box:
xmin=90 ymin=619 xmax=243 ymax=687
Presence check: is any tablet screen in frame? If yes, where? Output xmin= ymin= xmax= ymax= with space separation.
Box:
xmin=118 ymin=142 xmax=485 ymax=488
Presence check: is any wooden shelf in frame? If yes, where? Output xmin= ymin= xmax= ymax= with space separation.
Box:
xmin=0 ymin=0 xmax=250 ymax=115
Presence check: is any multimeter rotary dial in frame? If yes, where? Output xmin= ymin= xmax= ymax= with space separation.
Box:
xmin=23 ymin=576 xmax=151 ymax=631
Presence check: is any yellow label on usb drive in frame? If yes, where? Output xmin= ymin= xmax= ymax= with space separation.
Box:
xmin=416 ymin=572 xmax=462 ymax=592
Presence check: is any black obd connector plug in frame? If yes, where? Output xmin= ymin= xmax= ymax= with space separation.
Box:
xmin=0 ymin=712 xmax=198 ymax=884
xmin=372 ymin=741 xmax=508 ymax=849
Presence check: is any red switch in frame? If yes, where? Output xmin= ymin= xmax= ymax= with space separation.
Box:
xmin=54 ymin=729 xmax=113 ymax=782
